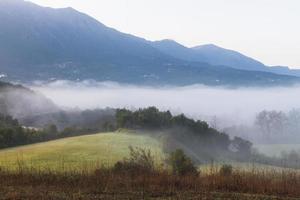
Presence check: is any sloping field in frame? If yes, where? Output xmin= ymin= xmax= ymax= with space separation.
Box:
xmin=1 ymin=130 xmax=299 ymax=174
xmin=0 ymin=131 xmax=165 ymax=171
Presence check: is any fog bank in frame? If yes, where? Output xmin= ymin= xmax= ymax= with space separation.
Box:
xmin=30 ymin=81 xmax=300 ymax=128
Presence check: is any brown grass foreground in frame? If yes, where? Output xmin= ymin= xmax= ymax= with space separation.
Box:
xmin=1 ymin=167 xmax=300 ymax=200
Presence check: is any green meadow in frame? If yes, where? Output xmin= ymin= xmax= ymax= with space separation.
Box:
xmin=1 ymin=129 xmax=300 ymax=174
xmin=0 ymin=130 xmax=165 ymax=172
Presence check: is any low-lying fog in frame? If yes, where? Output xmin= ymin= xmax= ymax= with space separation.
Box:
xmin=30 ymin=80 xmax=300 ymax=130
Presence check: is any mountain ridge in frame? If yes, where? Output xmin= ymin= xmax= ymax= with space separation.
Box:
xmin=0 ymin=0 xmax=299 ymax=86
xmin=152 ymin=39 xmax=300 ymax=76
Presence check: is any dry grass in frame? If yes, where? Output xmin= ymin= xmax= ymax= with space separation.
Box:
xmin=1 ymin=165 xmax=300 ymax=200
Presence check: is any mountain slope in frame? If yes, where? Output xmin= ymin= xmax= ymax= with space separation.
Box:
xmin=0 ymin=0 xmax=299 ymax=86
xmin=152 ymin=40 xmax=300 ymax=77
xmin=192 ymin=44 xmax=266 ymax=71
xmin=193 ymin=45 xmax=300 ymax=76
xmin=151 ymin=39 xmax=205 ymax=62
xmin=151 ymin=40 xmax=267 ymax=71
xmin=0 ymin=0 xmax=177 ymax=78
xmin=268 ymin=66 xmax=300 ymax=77
xmin=0 ymin=81 xmax=58 ymax=118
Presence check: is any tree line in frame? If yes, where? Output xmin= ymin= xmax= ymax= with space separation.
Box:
xmin=0 ymin=113 xmax=115 ymax=149
xmin=116 ymin=107 xmax=253 ymax=163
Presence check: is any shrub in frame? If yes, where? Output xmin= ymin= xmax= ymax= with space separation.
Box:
xmin=113 ymin=146 xmax=155 ymax=175
xmin=168 ymin=149 xmax=198 ymax=176
xmin=219 ymin=164 xmax=233 ymax=176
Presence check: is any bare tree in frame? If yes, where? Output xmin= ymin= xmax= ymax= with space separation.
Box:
xmin=255 ymin=110 xmax=288 ymax=138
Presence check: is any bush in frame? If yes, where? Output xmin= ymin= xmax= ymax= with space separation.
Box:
xmin=113 ymin=146 xmax=155 ymax=175
xmin=168 ymin=149 xmax=198 ymax=176
xmin=219 ymin=164 xmax=233 ymax=176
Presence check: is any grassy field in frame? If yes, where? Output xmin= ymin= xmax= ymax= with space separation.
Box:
xmin=1 ymin=130 xmax=299 ymax=173
xmin=0 ymin=130 xmax=165 ymax=171
xmin=2 ymin=131 xmax=300 ymax=199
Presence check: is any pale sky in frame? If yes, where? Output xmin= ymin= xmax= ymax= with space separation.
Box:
xmin=28 ymin=0 xmax=300 ymax=68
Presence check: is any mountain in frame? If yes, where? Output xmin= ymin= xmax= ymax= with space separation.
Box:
xmin=268 ymin=66 xmax=300 ymax=77
xmin=151 ymin=40 xmax=266 ymax=71
xmin=0 ymin=0 xmax=177 ymax=80
xmin=152 ymin=40 xmax=300 ymax=77
xmin=0 ymin=0 xmax=299 ymax=86
xmin=0 ymin=81 xmax=58 ymax=118
xmin=192 ymin=46 xmax=300 ymax=76
xmin=192 ymin=44 xmax=267 ymax=71
xmin=151 ymin=39 xmax=205 ymax=62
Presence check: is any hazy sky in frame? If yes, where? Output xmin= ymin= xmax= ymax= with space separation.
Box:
xmin=28 ymin=0 xmax=300 ymax=68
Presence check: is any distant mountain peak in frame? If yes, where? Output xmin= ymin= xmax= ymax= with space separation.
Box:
xmin=192 ymin=44 xmax=240 ymax=54
xmin=153 ymin=39 xmax=188 ymax=48
xmin=155 ymin=39 xmax=175 ymax=43
xmin=193 ymin=44 xmax=221 ymax=50
xmin=190 ymin=44 xmax=266 ymax=70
